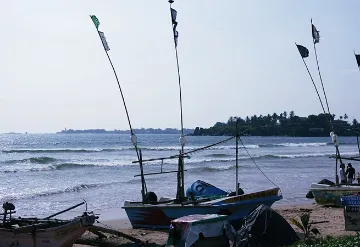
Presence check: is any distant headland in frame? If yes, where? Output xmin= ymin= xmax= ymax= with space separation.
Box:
xmin=56 ymin=111 xmax=360 ymax=137
xmin=192 ymin=111 xmax=360 ymax=137
xmin=57 ymin=128 xmax=194 ymax=135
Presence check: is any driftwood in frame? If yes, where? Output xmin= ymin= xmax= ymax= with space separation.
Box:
xmin=90 ymin=225 xmax=143 ymax=244
xmin=309 ymin=220 xmax=330 ymax=224
xmin=88 ymin=227 xmax=107 ymax=239
xmin=75 ymin=237 xmax=118 ymax=246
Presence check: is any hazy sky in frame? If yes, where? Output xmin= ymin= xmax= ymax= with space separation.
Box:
xmin=1 ymin=0 xmax=360 ymax=133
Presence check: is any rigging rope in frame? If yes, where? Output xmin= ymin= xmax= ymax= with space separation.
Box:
xmin=183 ymin=136 xmax=235 ymax=156
xmin=238 ymin=137 xmax=280 ymax=189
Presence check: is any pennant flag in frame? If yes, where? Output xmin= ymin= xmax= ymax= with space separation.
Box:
xmin=296 ymin=44 xmax=309 ymax=58
xmin=355 ymin=53 xmax=360 ymax=67
xmin=170 ymin=7 xmax=179 ymax=47
xmin=312 ymin=24 xmax=320 ymax=44
xmin=90 ymin=15 xmax=100 ymax=30
xmin=171 ymin=8 xmax=177 ymax=24
xmin=98 ymin=31 xmax=110 ymax=51
xmin=174 ymin=30 xmax=179 ymax=47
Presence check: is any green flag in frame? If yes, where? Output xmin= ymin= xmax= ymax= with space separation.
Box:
xmin=90 ymin=15 xmax=100 ymax=30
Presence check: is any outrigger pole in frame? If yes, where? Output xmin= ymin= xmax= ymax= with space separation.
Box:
xmin=89 ymin=15 xmax=147 ymax=200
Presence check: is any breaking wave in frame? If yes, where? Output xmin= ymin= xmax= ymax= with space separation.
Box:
xmin=0 ymin=182 xmax=119 ymax=201
xmin=189 ymin=165 xmax=237 ymax=172
xmin=4 ymin=157 xmax=57 ymax=164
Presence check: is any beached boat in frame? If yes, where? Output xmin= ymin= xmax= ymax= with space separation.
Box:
xmin=0 ymin=201 xmax=97 ymax=247
xmin=123 ymin=187 xmax=281 ymax=229
xmin=120 ymin=0 xmax=282 ymax=229
xmin=309 ymin=143 xmax=360 ymax=206
xmin=89 ymin=1 xmax=282 ymax=230
xmin=296 ymin=20 xmax=360 ymax=207
xmin=310 ymin=182 xmax=360 ymax=206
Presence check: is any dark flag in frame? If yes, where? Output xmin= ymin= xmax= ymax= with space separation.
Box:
xmin=174 ymin=30 xmax=179 ymax=47
xmin=296 ymin=44 xmax=309 ymax=58
xmin=355 ymin=53 xmax=360 ymax=67
xmin=171 ymin=8 xmax=177 ymax=24
xmin=312 ymin=24 xmax=320 ymax=44
xmin=171 ymin=8 xmax=179 ymax=47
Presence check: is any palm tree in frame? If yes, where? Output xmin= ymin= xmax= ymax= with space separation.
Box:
xmin=272 ymin=113 xmax=278 ymax=121
xmin=283 ymin=111 xmax=288 ymax=119
xmin=289 ymin=110 xmax=295 ymax=120
xmin=227 ymin=116 xmax=235 ymax=124
xmin=353 ymin=119 xmax=359 ymax=126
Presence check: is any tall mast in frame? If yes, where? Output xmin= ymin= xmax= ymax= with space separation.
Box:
xmin=89 ymin=15 xmax=146 ymax=199
xmin=235 ymin=120 xmax=239 ymax=195
xmin=168 ymin=0 xmax=186 ymax=201
xmin=168 ymin=0 xmax=186 ymax=154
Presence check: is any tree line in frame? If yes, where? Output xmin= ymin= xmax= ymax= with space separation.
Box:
xmin=192 ymin=111 xmax=360 ymax=136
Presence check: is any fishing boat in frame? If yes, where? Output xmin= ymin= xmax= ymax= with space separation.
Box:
xmin=309 ymin=132 xmax=360 ymax=206
xmin=122 ymin=132 xmax=282 ymax=229
xmin=310 ymin=182 xmax=360 ymax=206
xmin=119 ymin=1 xmax=281 ymax=228
xmin=89 ymin=2 xmax=282 ymax=230
xmin=0 ymin=201 xmax=97 ymax=247
xmin=296 ymin=20 xmax=360 ymax=206
xmin=123 ymin=186 xmax=281 ymax=229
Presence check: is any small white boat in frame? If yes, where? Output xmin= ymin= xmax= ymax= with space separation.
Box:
xmin=0 ymin=202 xmax=97 ymax=247
xmin=308 ymin=131 xmax=360 ymax=206
xmin=310 ymin=183 xmax=360 ymax=206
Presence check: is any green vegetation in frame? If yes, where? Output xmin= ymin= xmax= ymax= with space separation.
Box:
xmin=290 ymin=213 xmax=320 ymax=239
xmin=193 ymin=111 xmax=360 ymax=136
xmin=288 ymin=233 xmax=360 ymax=247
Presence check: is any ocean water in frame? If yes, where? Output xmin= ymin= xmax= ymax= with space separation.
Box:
xmin=0 ymin=134 xmax=359 ymax=220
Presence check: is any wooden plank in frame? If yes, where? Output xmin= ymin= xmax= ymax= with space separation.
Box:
xmin=90 ymin=225 xmax=143 ymax=244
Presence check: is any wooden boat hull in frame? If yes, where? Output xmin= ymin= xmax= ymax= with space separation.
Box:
xmin=0 ymin=214 xmax=96 ymax=247
xmin=310 ymin=183 xmax=360 ymax=206
xmin=123 ymin=188 xmax=282 ymax=229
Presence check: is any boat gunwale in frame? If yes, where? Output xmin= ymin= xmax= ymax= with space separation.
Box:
xmin=122 ymin=189 xmax=282 ymax=209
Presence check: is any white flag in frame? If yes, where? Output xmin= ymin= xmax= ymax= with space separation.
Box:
xmin=98 ymin=31 xmax=110 ymax=51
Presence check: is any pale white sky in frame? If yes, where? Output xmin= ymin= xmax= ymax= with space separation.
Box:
xmin=1 ymin=0 xmax=360 ymax=133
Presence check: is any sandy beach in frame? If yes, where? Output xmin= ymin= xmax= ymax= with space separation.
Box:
xmin=73 ymin=202 xmax=356 ymax=246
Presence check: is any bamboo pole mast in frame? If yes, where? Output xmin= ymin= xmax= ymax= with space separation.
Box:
xmin=168 ymin=0 xmax=186 ymax=201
